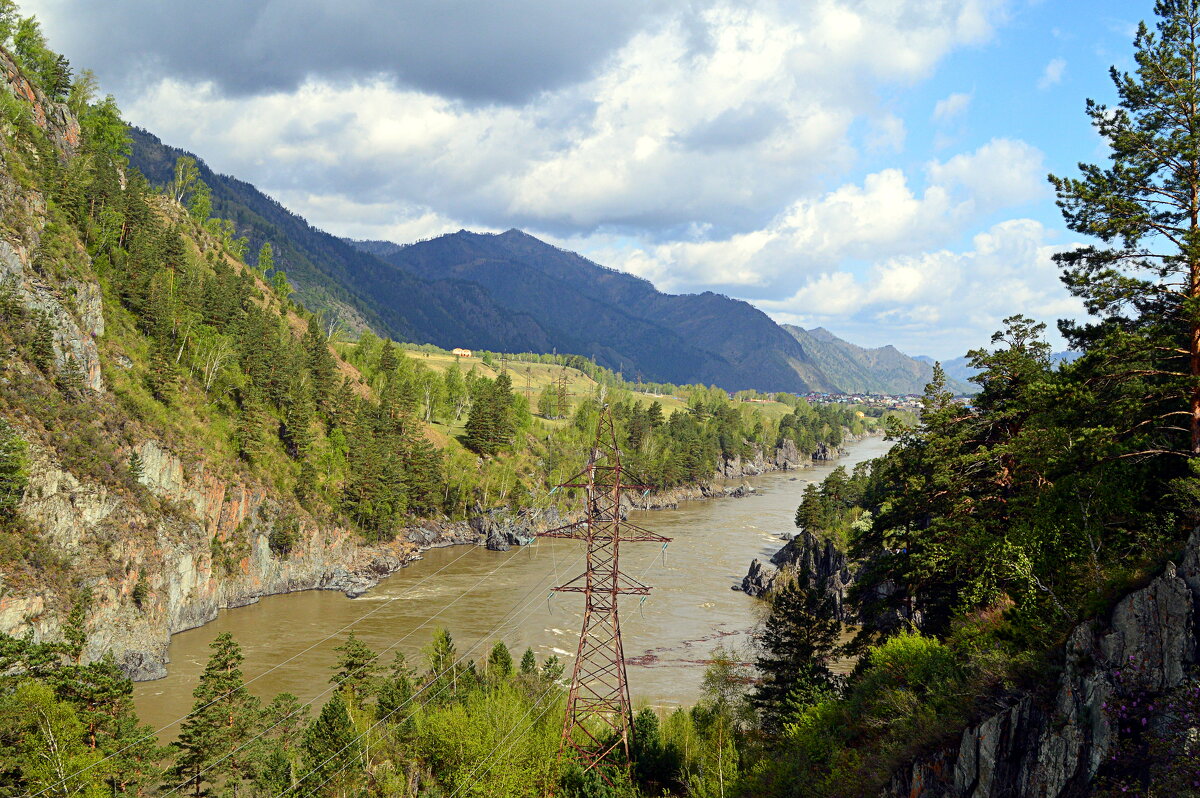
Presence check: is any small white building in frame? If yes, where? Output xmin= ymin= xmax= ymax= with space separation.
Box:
xmin=452 ymin=348 xmax=472 ymax=358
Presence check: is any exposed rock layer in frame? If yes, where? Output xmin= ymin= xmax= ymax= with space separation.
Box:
xmin=887 ymin=530 xmax=1200 ymax=797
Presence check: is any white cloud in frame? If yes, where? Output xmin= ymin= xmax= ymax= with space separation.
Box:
xmin=933 ymin=91 xmax=972 ymax=122
xmin=759 ymin=219 xmax=1084 ymax=357
xmin=579 ymin=137 xmax=1046 ymax=294
xmin=866 ymin=113 xmax=907 ymax=153
xmin=1038 ymin=57 xmax=1066 ymax=89
xmin=92 ymin=0 xmax=1052 ymax=360
xmin=122 ymin=0 xmax=1006 ymax=237
xmin=925 ymin=138 xmax=1047 ymax=211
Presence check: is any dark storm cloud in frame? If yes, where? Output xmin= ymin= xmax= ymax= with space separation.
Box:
xmin=34 ymin=0 xmax=661 ymax=104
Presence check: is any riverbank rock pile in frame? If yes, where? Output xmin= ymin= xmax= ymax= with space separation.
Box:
xmin=888 ymin=528 xmax=1200 ymax=796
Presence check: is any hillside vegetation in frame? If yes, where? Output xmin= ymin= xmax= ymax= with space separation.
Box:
xmin=0 ymin=12 xmax=886 ymax=796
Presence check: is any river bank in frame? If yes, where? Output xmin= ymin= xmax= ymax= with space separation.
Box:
xmin=132 ymin=434 xmax=893 ymax=735
xmin=1 ymin=428 xmax=874 ymax=683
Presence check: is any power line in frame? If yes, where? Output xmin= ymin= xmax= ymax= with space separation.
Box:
xmin=275 ymin=555 xmax=581 ymax=798
xmin=536 ymin=405 xmax=671 ymax=782
xmin=32 ymin=539 xmax=525 ymax=798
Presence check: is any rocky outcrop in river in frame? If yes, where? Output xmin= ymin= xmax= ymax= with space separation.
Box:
xmin=739 ymin=529 xmax=858 ymax=622
xmin=886 ymin=528 xmax=1200 ymax=796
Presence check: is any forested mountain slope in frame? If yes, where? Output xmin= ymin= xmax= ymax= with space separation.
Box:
xmin=127 ymin=127 xmax=558 ymax=354
xmin=785 ymin=324 xmax=973 ymax=395
xmin=0 ymin=22 xmax=865 ymax=692
xmin=355 ymin=229 xmax=838 ymax=391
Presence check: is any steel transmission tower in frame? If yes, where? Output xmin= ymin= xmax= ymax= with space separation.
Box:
xmin=537 ymin=406 xmax=670 ymax=779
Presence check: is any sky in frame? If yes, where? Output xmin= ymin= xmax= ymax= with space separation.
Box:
xmin=23 ymin=0 xmax=1151 ymax=359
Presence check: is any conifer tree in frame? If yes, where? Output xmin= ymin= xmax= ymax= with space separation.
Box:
xmin=377 ymin=339 xmax=398 ymax=376
xmin=282 ymin=376 xmax=315 ymax=458
xmin=519 ymin=647 xmax=537 ymax=676
xmin=0 ymin=418 xmax=27 ymax=520
xmin=165 ymin=633 xmax=261 ymax=797
xmin=235 ymin=389 xmax=267 ymax=463
xmin=57 ymin=353 xmax=86 ymax=401
xmin=31 ymin=310 xmax=55 ymax=372
xmin=376 ymin=653 xmax=415 ymax=728
xmin=147 ymin=340 xmax=179 ymax=405
xmin=298 ymin=691 xmax=359 ymax=796
xmin=304 ymin=314 xmax=337 ymax=413
xmin=485 ymin=641 xmax=514 ymax=684
xmin=127 ymin=449 xmax=144 ymax=484
xmin=751 ymin=575 xmax=840 ymax=734
xmin=330 ymin=632 xmax=380 ymax=705
xmin=1050 ymin=0 xmax=1200 ymax=456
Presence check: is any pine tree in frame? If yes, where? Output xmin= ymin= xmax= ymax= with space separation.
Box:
xmin=57 ymin=353 xmax=86 ymax=401
xmin=464 ymin=378 xmax=499 ymax=455
xmin=485 ymin=641 xmax=514 ymax=685
xmin=31 ymin=310 xmax=55 ymax=373
xmin=376 ymin=652 xmax=415 ymax=729
xmin=1049 ymin=0 xmax=1200 ymax=456
xmin=404 ymin=432 xmax=444 ymax=517
xmin=377 ymin=339 xmax=398 ymax=377
xmin=235 ymin=389 xmax=267 ymax=463
xmin=0 ymin=418 xmax=28 ymax=520
xmin=127 ymin=449 xmax=144 ymax=484
xmin=330 ymin=632 xmax=380 ymax=705
xmin=304 ymin=314 xmax=337 ymax=413
xmin=298 ymin=691 xmax=359 ymax=796
xmin=165 ymin=633 xmax=261 ymax=797
xmin=751 ymin=575 xmax=840 ymax=734
xmin=519 ymin=647 xmax=537 ymax=676
xmin=147 ymin=340 xmax=179 ymax=405
xmin=282 ymin=377 xmax=315 ymax=459
xmin=295 ymin=458 xmax=318 ymax=507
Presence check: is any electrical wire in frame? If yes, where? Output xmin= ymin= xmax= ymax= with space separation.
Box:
xmin=273 ymin=557 xmax=580 ymax=798
xmin=160 ymin=545 xmax=582 ymax=798
xmin=30 ymin=539 xmax=534 ymax=798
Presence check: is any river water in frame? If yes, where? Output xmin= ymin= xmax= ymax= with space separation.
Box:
xmin=133 ymin=436 xmax=893 ymax=737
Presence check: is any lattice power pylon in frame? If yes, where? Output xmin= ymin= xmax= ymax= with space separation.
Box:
xmin=537 ymin=406 xmax=670 ymax=779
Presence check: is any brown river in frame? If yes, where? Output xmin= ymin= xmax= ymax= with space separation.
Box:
xmin=133 ymin=436 xmax=893 ymax=737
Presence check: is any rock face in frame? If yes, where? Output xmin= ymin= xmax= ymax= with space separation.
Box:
xmin=6 ymin=438 xmax=480 ymax=681
xmin=887 ymin=531 xmax=1200 ymax=797
xmin=739 ymin=530 xmax=858 ymax=622
xmin=472 ymin=508 xmax=541 ymax=552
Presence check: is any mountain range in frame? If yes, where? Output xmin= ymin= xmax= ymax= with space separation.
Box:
xmin=129 ymin=128 xmax=966 ymax=395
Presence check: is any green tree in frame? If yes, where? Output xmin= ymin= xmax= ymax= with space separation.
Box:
xmin=752 ymin=575 xmax=840 ymax=734
xmin=255 ymin=241 xmax=274 ymax=277
xmin=164 ymin=633 xmax=261 ymax=797
xmin=271 ymin=270 xmax=292 ymax=307
xmin=187 ymin=180 xmax=211 ymax=224
xmin=168 ymin=155 xmax=200 ymax=204
xmin=329 ymin=632 xmax=380 ymax=704
xmin=298 ymin=691 xmax=359 ymax=796
xmin=0 ymin=418 xmax=28 ymax=520
xmin=485 ymin=640 xmax=514 ymax=685
xmin=1049 ymin=0 xmax=1200 ymax=456
xmin=0 ymin=681 xmax=107 ymax=798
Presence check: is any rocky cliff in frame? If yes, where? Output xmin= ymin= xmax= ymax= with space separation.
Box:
xmin=739 ymin=528 xmax=858 ymax=619
xmin=887 ymin=528 xmax=1200 ymax=796
xmin=2 ymin=418 xmax=851 ymax=682
xmin=1 ymin=435 xmax=481 ymax=680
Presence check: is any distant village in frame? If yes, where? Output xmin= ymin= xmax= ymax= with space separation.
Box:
xmin=795 ymin=392 xmax=974 ymax=411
